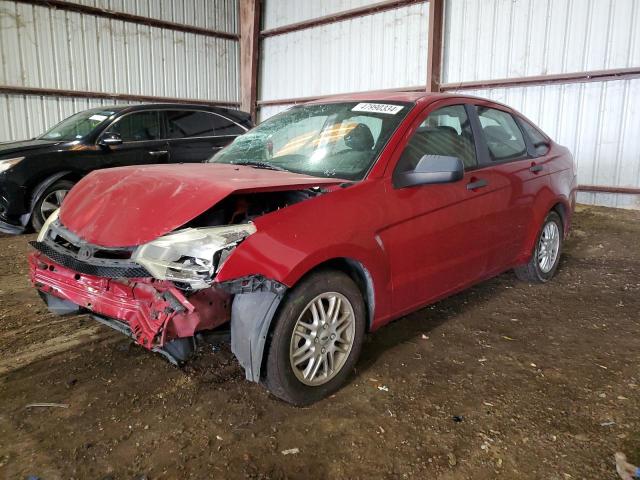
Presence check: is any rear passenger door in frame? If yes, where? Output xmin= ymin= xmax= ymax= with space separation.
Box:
xmin=470 ymin=103 xmax=547 ymax=272
xmin=165 ymin=110 xmax=245 ymax=163
xmin=382 ymin=102 xmax=493 ymax=314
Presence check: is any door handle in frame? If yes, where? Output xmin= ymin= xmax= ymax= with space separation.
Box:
xmin=529 ymin=164 xmax=543 ymax=173
xmin=212 ymin=146 xmax=222 ymax=151
xmin=466 ymin=179 xmax=488 ymax=191
xmin=149 ymin=150 xmax=168 ymax=156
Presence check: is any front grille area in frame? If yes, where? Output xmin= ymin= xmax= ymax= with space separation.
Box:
xmin=30 ymin=241 xmax=150 ymax=278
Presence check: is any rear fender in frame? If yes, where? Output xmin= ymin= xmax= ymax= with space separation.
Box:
xmin=517 ymin=187 xmax=572 ymax=265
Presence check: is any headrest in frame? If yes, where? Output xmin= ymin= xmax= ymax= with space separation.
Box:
xmin=344 ymin=123 xmax=374 ymax=151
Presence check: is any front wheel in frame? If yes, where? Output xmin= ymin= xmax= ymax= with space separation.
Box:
xmin=514 ymin=211 xmax=564 ymax=283
xmin=263 ymin=270 xmax=366 ymax=406
xmin=31 ymin=179 xmax=74 ymax=231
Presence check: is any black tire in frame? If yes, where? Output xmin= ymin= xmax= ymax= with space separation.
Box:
xmin=263 ymin=270 xmax=366 ymax=406
xmin=31 ymin=179 xmax=74 ymax=231
xmin=514 ymin=211 xmax=564 ymax=283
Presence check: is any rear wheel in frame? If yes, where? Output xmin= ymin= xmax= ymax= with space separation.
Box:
xmin=514 ymin=211 xmax=563 ymax=283
xmin=263 ymin=270 xmax=366 ymax=406
xmin=31 ymin=179 xmax=74 ymax=231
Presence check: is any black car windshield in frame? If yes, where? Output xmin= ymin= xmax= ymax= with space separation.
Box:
xmin=39 ymin=109 xmax=117 ymax=141
xmin=209 ymin=101 xmax=411 ymax=180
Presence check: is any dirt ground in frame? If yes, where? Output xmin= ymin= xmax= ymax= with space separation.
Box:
xmin=0 ymin=205 xmax=639 ymax=480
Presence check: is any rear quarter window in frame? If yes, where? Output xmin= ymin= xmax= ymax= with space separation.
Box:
xmin=520 ymin=120 xmax=551 ymax=156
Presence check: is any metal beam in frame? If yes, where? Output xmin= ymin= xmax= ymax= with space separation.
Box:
xmin=578 ymin=185 xmax=640 ymax=195
xmin=257 ymin=85 xmax=427 ymax=107
xmin=13 ymin=0 xmax=239 ymax=40
xmin=239 ymin=0 xmax=261 ymax=121
xmin=0 ymin=85 xmax=240 ymax=108
xmin=260 ymin=0 xmax=426 ymax=38
xmin=440 ymin=67 xmax=640 ymax=91
xmin=426 ymin=0 xmax=444 ymax=92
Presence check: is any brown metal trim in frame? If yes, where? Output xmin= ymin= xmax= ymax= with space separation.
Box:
xmin=257 ymin=85 xmax=427 ymax=107
xmin=13 ymin=0 xmax=239 ymax=40
xmin=239 ymin=0 xmax=261 ymax=122
xmin=440 ymin=67 xmax=640 ymax=91
xmin=0 ymin=85 xmax=241 ymax=108
xmin=578 ymin=185 xmax=640 ymax=195
xmin=260 ymin=0 xmax=427 ymax=38
xmin=426 ymin=0 xmax=444 ymax=92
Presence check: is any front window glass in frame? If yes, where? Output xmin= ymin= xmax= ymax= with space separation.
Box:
xmin=477 ymin=107 xmax=527 ymax=161
xmin=395 ymin=105 xmax=477 ymax=173
xmin=39 ymin=109 xmax=116 ymax=141
xmin=209 ymin=102 xmax=411 ymax=180
xmin=106 ymin=111 xmax=162 ymax=142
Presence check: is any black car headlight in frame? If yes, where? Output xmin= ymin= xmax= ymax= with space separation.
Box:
xmin=131 ymin=223 xmax=256 ymax=289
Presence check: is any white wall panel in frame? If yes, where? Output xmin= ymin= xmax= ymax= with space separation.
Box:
xmin=263 ymin=0 xmax=381 ymax=30
xmin=0 ymin=1 xmax=239 ymax=102
xmin=443 ymin=0 xmax=640 ymax=83
xmin=66 ymin=0 xmax=239 ymax=33
xmin=257 ymin=103 xmax=294 ymax=123
xmin=0 ymin=0 xmax=239 ymax=142
xmin=259 ymin=2 xmax=428 ymax=108
xmin=455 ymin=79 xmax=640 ymax=209
xmin=0 ymin=93 xmax=137 ymax=142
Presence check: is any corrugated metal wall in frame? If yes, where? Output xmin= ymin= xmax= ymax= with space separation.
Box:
xmin=0 ymin=0 xmax=239 ymax=142
xmin=443 ymin=0 xmax=640 ymax=83
xmin=444 ymin=0 xmax=640 ymax=209
xmin=264 ymin=0 xmax=389 ymax=30
xmin=66 ymin=0 xmax=239 ymax=32
xmin=258 ymin=0 xmax=429 ymax=121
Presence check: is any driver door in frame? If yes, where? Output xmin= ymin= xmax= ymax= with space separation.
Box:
xmin=380 ymin=102 xmax=498 ymax=315
xmin=99 ymin=111 xmax=169 ymax=168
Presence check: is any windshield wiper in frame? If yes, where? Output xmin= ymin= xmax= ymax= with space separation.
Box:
xmin=235 ymin=160 xmax=289 ymax=172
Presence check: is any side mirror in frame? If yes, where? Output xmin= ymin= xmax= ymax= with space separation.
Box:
xmin=393 ymin=154 xmax=464 ymax=189
xmin=99 ymin=132 xmax=123 ymax=147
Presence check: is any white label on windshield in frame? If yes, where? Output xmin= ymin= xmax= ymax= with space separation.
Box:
xmin=89 ymin=114 xmax=108 ymax=121
xmin=352 ymin=103 xmax=404 ymax=115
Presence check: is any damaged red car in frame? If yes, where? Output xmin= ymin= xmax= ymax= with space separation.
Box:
xmin=29 ymin=92 xmax=577 ymax=405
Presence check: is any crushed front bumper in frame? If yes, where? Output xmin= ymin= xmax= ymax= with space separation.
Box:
xmin=29 ymin=252 xmax=231 ymax=349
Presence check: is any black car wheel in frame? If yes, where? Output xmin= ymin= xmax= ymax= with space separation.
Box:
xmin=31 ymin=179 xmax=74 ymax=231
xmin=263 ymin=270 xmax=366 ymax=406
xmin=514 ymin=211 xmax=564 ymax=283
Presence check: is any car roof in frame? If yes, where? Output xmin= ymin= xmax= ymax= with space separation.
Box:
xmin=305 ymin=90 xmax=513 ymax=111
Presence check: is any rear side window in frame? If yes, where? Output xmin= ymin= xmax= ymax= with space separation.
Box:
xmin=166 ymin=111 xmax=217 ymax=138
xmin=476 ymin=107 xmax=527 ymax=162
xmin=211 ymin=114 xmax=245 ymax=136
xmin=396 ymin=105 xmax=477 ymax=172
xmin=520 ymin=119 xmax=550 ymax=156
xmin=107 ymin=112 xmax=161 ymax=142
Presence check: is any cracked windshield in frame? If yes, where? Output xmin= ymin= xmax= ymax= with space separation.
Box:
xmin=209 ymin=102 xmax=411 ymax=180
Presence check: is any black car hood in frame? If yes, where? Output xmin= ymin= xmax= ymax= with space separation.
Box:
xmin=0 ymin=139 xmax=66 ymax=158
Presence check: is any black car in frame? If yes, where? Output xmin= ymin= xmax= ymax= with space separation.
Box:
xmin=0 ymin=104 xmax=253 ymax=234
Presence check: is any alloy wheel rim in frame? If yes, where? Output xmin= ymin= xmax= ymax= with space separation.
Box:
xmin=40 ymin=189 xmax=68 ymax=219
xmin=289 ymin=292 xmax=356 ymax=386
xmin=537 ymin=221 xmax=560 ymax=273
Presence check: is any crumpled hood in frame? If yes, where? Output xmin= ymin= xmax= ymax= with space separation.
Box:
xmin=60 ymin=163 xmax=344 ymax=247
xmin=0 ymin=139 xmax=63 ymax=158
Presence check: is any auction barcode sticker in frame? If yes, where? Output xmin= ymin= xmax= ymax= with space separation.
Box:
xmin=352 ymin=103 xmax=404 ymax=115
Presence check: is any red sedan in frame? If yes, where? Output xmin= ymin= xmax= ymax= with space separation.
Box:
xmin=29 ymin=92 xmax=577 ymax=405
